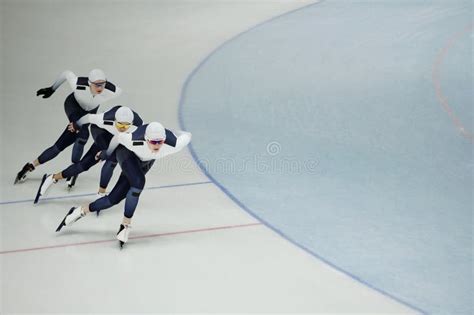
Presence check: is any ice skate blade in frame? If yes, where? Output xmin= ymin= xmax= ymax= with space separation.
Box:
xmin=14 ymin=174 xmax=24 ymax=185
xmin=56 ymin=207 xmax=75 ymax=232
xmin=15 ymin=172 xmax=28 ymax=184
xmin=67 ymin=175 xmax=78 ymax=191
xmin=34 ymin=174 xmax=48 ymax=204
xmin=14 ymin=163 xmax=33 ymax=184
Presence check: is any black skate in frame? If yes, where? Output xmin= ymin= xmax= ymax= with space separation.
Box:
xmin=56 ymin=207 xmax=75 ymax=232
xmin=34 ymin=174 xmax=48 ymax=204
xmin=67 ymin=175 xmax=78 ymax=191
xmin=95 ymin=192 xmax=107 ymax=217
xmin=14 ymin=163 xmax=35 ymax=184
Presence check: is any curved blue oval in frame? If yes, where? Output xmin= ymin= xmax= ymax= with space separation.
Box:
xmin=180 ymin=1 xmax=473 ymax=314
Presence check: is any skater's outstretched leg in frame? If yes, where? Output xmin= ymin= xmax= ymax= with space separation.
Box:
xmin=113 ymin=153 xmax=147 ymax=247
xmin=90 ymin=173 xmax=130 ymax=216
xmin=56 ymin=173 xmax=129 ymax=232
xmin=34 ymin=144 xmax=100 ymax=203
xmin=17 ymin=125 xmax=77 ymax=184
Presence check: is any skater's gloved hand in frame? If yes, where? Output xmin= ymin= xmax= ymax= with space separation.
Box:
xmin=36 ymin=86 xmax=54 ymax=98
xmin=67 ymin=122 xmax=79 ymax=133
xmin=95 ymin=151 xmax=107 ymax=161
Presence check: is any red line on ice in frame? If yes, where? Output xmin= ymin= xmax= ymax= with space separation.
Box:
xmin=432 ymin=23 xmax=473 ymax=142
xmin=0 ymin=223 xmax=262 ymax=255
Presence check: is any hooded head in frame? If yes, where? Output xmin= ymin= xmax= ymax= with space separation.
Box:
xmin=145 ymin=122 xmax=166 ymax=152
xmin=114 ymin=106 xmax=134 ymax=132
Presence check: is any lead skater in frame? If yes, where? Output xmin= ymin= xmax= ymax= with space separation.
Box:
xmin=56 ymin=122 xmax=192 ymax=248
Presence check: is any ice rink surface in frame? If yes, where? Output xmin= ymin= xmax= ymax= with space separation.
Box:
xmin=180 ymin=1 xmax=472 ymax=314
xmin=0 ymin=0 xmax=471 ymax=314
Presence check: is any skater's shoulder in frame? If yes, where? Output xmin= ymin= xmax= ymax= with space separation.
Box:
xmin=105 ymin=81 xmax=117 ymax=92
xmin=131 ymin=125 xmax=147 ymax=141
xmin=132 ymin=110 xmax=143 ymax=126
xmin=103 ymin=105 xmax=122 ymax=120
xmin=76 ymin=76 xmax=89 ymax=87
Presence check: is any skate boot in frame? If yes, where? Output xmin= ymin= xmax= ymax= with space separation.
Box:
xmin=34 ymin=174 xmax=57 ymax=204
xmin=56 ymin=206 xmax=85 ymax=232
xmin=14 ymin=163 xmax=35 ymax=184
xmin=95 ymin=192 xmax=107 ymax=217
xmin=67 ymin=174 xmax=78 ymax=191
xmin=116 ymin=224 xmax=131 ymax=248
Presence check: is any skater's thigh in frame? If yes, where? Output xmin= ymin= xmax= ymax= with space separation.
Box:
xmin=54 ymin=127 xmax=78 ymax=151
xmin=107 ymin=174 xmax=131 ymax=204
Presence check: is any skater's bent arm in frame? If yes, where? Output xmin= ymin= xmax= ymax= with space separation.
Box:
xmin=155 ymin=131 xmax=192 ymax=159
xmin=76 ymin=113 xmax=103 ymax=127
xmin=174 ymin=130 xmax=192 ymax=150
xmin=51 ymin=70 xmax=77 ymax=91
xmin=105 ymin=134 xmax=123 ymax=157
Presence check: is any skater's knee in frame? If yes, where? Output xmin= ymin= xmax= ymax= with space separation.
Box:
xmin=71 ymin=138 xmax=87 ymax=163
xmin=77 ymin=163 xmax=86 ymax=172
xmin=129 ymin=187 xmax=142 ymax=197
xmin=37 ymin=145 xmax=61 ymax=164
xmin=51 ymin=145 xmax=61 ymax=155
xmin=129 ymin=174 xmax=145 ymax=190
xmin=124 ymin=187 xmax=142 ymax=218
xmin=103 ymin=160 xmax=117 ymax=170
xmin=108 ymin=191 xmax=133 ymax=205
xmin=89 ymin=196 xmax=113 ymax=212
xmin=80 ymin=158 xmax=97 ymax=172
xmin=108 ymin=193 xmax=125 ymax=206
xmin=76 ymin=138 xmax=87 ymax=145
xmin=77 ymin=126 xmax=90 ymax=138
xmin=55 ymin=139 xmax=70 ymax=151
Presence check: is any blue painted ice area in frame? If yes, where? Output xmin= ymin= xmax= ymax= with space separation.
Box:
xmin=180 ymin=1 xmax=473 ymax=314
